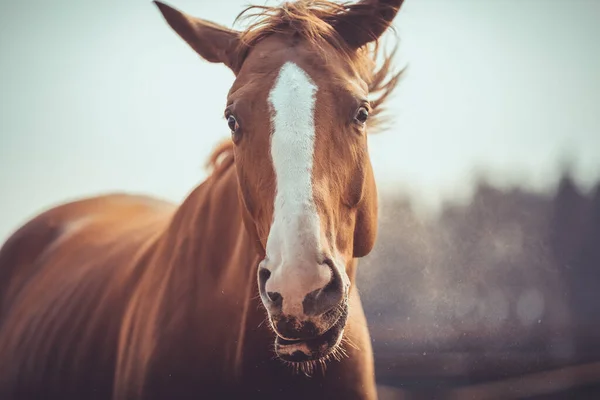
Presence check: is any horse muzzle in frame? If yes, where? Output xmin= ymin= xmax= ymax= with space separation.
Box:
xmin=257 ymin=255 xmax=351 ymax=363
xmin=271 ymin=302 xmax=348 ymax=363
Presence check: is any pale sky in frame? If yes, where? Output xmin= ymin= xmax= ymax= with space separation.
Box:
xmin=1 ymin=0 xmax=599 ymax=241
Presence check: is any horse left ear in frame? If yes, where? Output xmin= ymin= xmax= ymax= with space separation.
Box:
xmin=353 ymin=162 xmax=378 ymax=258
xmin=329 ymin=0 xmax=405 ymax=49
xmin=153 ymin=1 xmax=244 ymax=74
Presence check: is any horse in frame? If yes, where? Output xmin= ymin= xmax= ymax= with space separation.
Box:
xmin=0 ymin=0 xmax=404 ymax=398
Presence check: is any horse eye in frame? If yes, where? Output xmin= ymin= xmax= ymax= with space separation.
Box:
xmin=355 ymin=107 xmax=369 ymax=124
xmin=227 ymin=115 xmax=239 ymax=132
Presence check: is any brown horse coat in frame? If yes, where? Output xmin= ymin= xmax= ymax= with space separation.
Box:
xmin=0 ymin=149 xmax=374 ymax=399
xmin=0 ymin=1 xmax=404 ymax=399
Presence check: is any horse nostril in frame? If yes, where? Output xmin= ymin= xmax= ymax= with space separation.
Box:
xmin=258 ymin=266 xmax=283 ymax=311
xmin=267 ymin=291 xmax=282 ymax=305
xmin=258 ymin=267 xmax=271 ymax=291
xmin=321 ymin=258 xmax=343 ymax=295
xmin=302 ymin=258 xmax=344 ymax=317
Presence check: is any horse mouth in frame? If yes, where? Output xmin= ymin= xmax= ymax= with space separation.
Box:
xmin=273 ymin=307 xmax=348 ymax=365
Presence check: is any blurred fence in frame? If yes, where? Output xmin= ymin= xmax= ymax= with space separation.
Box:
xmin=359 ymin=172 xmax=600 ymax=399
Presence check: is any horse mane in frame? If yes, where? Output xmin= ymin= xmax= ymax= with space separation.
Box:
xmin=234 ymin=0 xmax=405 ymax=132
xmin=204 ymin=139 xmax=235 ymax=176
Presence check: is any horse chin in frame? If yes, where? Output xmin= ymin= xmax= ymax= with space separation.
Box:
xmin=273 ymin=307 xmax=348 ymax=369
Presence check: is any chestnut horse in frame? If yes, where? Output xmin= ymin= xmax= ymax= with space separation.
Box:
xmin=0 ymin=0 xmax=403 ymax=399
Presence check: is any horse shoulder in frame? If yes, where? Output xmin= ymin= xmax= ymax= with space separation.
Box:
xmin=0 ymin=193 xmax=174 ymax=398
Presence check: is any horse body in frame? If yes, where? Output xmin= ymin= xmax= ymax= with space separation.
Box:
xmin=0 ymin=0 xmax=405 ymax=398
xmin=0 ymin=148 xmax=375 ymax=399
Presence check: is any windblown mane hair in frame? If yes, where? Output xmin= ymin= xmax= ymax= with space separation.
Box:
xmin=233 ymin=0 xmax=404 ymax=132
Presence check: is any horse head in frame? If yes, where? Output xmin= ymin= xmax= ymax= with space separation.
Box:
xmin=155 ymin=0 xmax=403 ymax=365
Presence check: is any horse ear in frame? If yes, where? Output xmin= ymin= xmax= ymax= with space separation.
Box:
xmin=353 ymin=162 xmax=378 ymax=258
xmin=329 ymin=0 xmax=404 ymax=49
xmin=154 ymin=1 xmax=243 ymax=74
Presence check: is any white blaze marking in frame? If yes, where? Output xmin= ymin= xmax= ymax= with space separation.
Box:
xmin=265 ymin=62 xmax=331 ymax=316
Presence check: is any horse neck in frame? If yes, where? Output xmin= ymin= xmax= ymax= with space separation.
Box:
xmin=163 ymin=162 xmax=257 ymax=286
xmin=124 ymin=161 xmax=265 ymax=387
xmin=159 ymin=158 xmax=263 ymax=316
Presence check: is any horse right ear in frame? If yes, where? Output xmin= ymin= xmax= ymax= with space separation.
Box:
xmin=154 ymin=1 xmax=243 ymax=74
xmin=329 ymin=0 xmax=404 ymax=49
